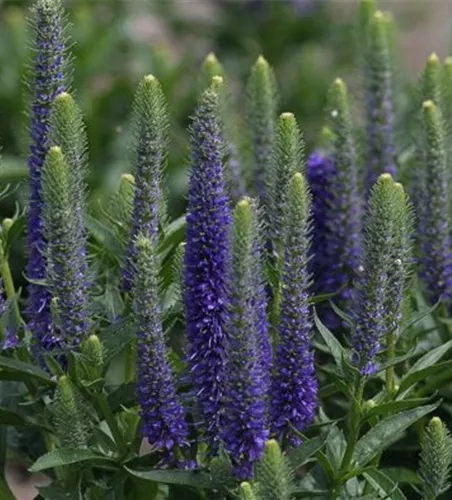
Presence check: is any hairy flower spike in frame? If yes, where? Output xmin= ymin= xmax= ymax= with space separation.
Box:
xmin=41 ymin=146 xmax=90 ymax=348
xmin=122 ymin=75 xmax=169 ymax=290
xmin=239 ymin=482 xmax=259 ymax=500
xmin=184 ymin=76 xmax=232 ymax=450
xmin=201 ymin=53 xmax=245 ymax=202
xmin=324 ymin=79 xmax=362 ymax=308
xmin=352 ymin=174 xmax=412 ymax=375
xmin=222 ymin=198 xmax=270 ymax=479
xmin=421 ymin=53 xmax=442 ymax=104
xmin=246 ymin=56 xmax=278 ymax=203
xmin=133 ymin=234 xmax=189 ymax=458
xmin=364 ymin=10 xmax=397 ymax=187
xmin=418 ymin=100 xmax=452 ymax=303
xmin=419 ymin=417 xmax=452 ymax=500
xmin=54 ymin=375 xmax=90 ymax=448
xmin=271 ymin=173 xmax=317 ymax=446
xmin=255 ymin=440 xmax=294 ymax=500
xmin=271 ymin=112 xmax=305 ymax=253
xmin=27 ymin=0 xmax=69 ymax=351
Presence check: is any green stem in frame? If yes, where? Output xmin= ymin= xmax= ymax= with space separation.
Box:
xmin=0 ymin=251 xmax=21 ymax=326
xmin=124 ymin=341 xmax=136 ymax=384
xmin=340 ymin=376 xmax=365 ymax=474
xmin=97 ymin=390 xmax=126 ymax=457
xmin=385 ymin=331 xmax=396 ymax=396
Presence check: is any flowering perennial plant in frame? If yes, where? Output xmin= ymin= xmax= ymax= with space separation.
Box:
xmin=2 ymin=1 xmax=452 ymax=499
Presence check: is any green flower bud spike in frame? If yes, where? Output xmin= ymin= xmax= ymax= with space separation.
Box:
xmin=240 ymin=482 xmax=260 ymax=500
xmin=255 ymin=440 xmax=294 ymax=500
xmin=246 ymin=55 xmax=278 ymax=204
xmin=54 ymin=375 xmax=90 ymax=448
xmin=419 ymin=417 xmax=452 ymax=500
xmin=421 ymin=53 xmax=441 ymax=104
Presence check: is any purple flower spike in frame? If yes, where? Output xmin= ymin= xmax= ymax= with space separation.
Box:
xmin=184 ymin=76 xmax=232 ymax=451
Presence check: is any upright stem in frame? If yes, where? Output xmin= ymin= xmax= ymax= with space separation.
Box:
xmin=340 ymin=376 xmax=365 ymax=474
xmin=124 ymin=341 xmax=136 ymax=384
xmin=0 ymin=250 xmax=21 ymax=325
xmin=97 ymin=390 xmax=127 ymax=457
xmin=385 ymin=331 xmax=396 ymax=396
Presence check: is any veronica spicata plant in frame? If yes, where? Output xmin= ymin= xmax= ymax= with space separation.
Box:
xmin=2 ymin=0 xmax=452 ymax=499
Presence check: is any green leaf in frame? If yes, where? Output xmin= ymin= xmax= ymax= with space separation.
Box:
xmin=381 ymin=467 xmax=422 ymax=485
xmin=29 ymin=448 xmax=116 ymax=472
xmin=107 ymin=383 xmax=136 ymax=412
xmin=288 ymin=433 xmax=329 ymax=469
xmin=3 ymin=214 xmax=26 ymax=254
xmin=37 ymin=484 xmax=81 ymax=500
xmin=87 ymin=215 xmax=124 ymax=263
xmin=406 ymin=338 xmax=452 ymax=376
xmin=0 ymin=407 xmax=52 ymax=431
xmin=400 ymin=301 xmax=440 ymax=337
xmin=125 ymin=467 xmax=215 ymax=489
xmin=352 ymin=403 xmax=439 ymax=469
xmin=363 ymin=398 xmax=432 ymax=421
xmin=398 ymin=359 xmax=452 ymax=395
xmin=363 ymin=469 xmax=407 ymax=500
xmin=0 ymin=356 xmax=55 ymax=386
xmin=102 ymin=317 xmax=137 ymax=366
xmin=314 ymin=309 xmax=345 ymax=372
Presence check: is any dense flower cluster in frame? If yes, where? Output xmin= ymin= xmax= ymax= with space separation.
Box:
xmin=122 ymin=75 xmax=168 ymax=290
xmin=184 ymin=76 xmax=232 ymax=449
xmin=221 ymin=199 xmax=270 ymax=479
xmin=41 ymin=147 xmax=90 ymax=347
xmin=271 ymin=173 xmax=317 ymax=446
xmin=27 ymin=0 xmax=68 ymax=350
xmin=133 ymin=235 xmax=189 ymax=461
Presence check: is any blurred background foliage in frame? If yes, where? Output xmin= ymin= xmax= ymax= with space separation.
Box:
xmin=0 ymin=0 xmax=437 ymax=291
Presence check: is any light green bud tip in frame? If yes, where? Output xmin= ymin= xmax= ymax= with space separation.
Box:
xmin=143 ymin=74 xmax=156 ymax=84
xmin=237 ymin=198 xmax=250 ymax=210
xmin=423 ymin=99 xmax=435 ymax=110
xmin=202 ymin=53 xmax=224 ymax=79
xmin=428 ymin=52 xmax=440 ymax=65
xmin=256 ymin=55 xmax=269 ymax=68
xmin=444 ymin=57 xmax=452 ymax=68
xmin=378 ymin=172 xmax=393 ymax=185
xmin=86 ymin=334 xmax=102 ymax=354
xmin=430 ymin=416 xmax=443 ymax=430
xmin=2 ymin=218 xmax=13 ymax=233
xmin=55 ymin=91 xmax=72 ymax=103
xmin=240 ymin=482 xmax=255 ymax=499
xmin=58 ymin=375 xmax=73 ymax=402
xmin=49 ymin=145 xmax=62 ymax=156
xmin=333 ymin=77 xmax=345 ymax=90
xmin=265 ymin=438 xmax=282 ymax=460
xmin=363 ymin=399 xmax=377 ymax=411
xmin=121 ymin=173 xmax=135 ymax=184
xmin=211 ymin=75 xmax=224 ymax=91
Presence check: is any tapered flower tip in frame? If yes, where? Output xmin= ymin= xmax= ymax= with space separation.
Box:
xmin=120 ymin=173 xmax=135 ymax=184
xmin=431 ymin=416 xmax=443 ymax=430
xmin=373 ymin=10 xmax=384 ymax=21
xmin=428 ymin=52 xmax=440 ymax=65
xmin=202 ymin=53 xmax=225 ymax=80
xmin=2 ymin=218 xmax=13 ymax=233
xmin=54 ymin=92 xmax=71 ymax=103
xmin=377 ymin=172 xmax=394 ymax=185
xmin=57 ymin=375 xmax=73 ymax=401
xmin=239 ymin=482 xmax=257 ymax=500
xmin=143 ymin=74 xmax=157 ymax=83
xmin=211 ymin=75 xmax=224 ymax=89
xmin=264 ymin=439 xmax=280 ymax=457
xmin=256 ymin=55 xmax=270 ymax=68
xmin=423 ymin=99 xmax=435 ymax=110
xmin=444 ymin=57 xmax=452 ymax=68
xmin=333 ymin=77 xmax=345 ymax=89
xmin=280 ymin=111 xmax=295 ymax=121
xmin=49 ymin=145 xmax=62 ymax=156
xmin=83 ymin=334 xmax=102 ymax=357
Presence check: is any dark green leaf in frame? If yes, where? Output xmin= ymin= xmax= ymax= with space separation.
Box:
xmin=37 ymin=484 xmax=80 ymax=500
xmin=381 ymin=467 xmax=421 ymax=485
xmin=398 ymin=359 xmax=452 ymax=394
xmin=288 ymin=433 xmax=329 ymax=469
xmin=29 ymin=448 xmax=116 ymax=472
xmin=0 ymin=407 xmax=52 ymax=431
xmin=314 ymin=310 xmax=345 ymax=372
xmin=406 ymin=339 xmax=452 ymax=376
xmin=363 ymin=398 xmax=432 ymax=421
xmin=3 ymin=214 xmax=26 ymax=254
xmin=107 ymin=383 xmax=136 ymax=412
xmin=102 ymin=318 xmax=137 ymax=366
xmin=400 ymin=301 xmax=440 ymax=337
xmin=363 ymin=469 xmax=407 ymax=500
xmin=0 ymin=356 xmax=55 ymax=386
xmin=352 ymin=403 xmax=439 ymax=469
xmin=125 ymin=467 xmax=215 ymax=489
xmin=87 ymin=216 xmax=124 ymax=262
